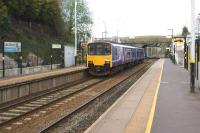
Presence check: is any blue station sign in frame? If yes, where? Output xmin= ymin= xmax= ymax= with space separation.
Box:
xmin=4 ymin=42 xmax=21 ymax=53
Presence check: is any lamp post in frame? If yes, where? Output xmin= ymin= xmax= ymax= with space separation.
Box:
xmin=102 ymin=21 xmax=107 ymax=40
xmin=168 ymin=29 xmax=175 ymax=64
xmin=190 ymin=0 xmax=196 ymax=92
xmin=75 ymin=0 xmax=77 ymax=66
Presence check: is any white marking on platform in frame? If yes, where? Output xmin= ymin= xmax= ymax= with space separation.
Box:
xmin=57 ymin=103 xmax=64 ymax=105
xmin=36 ymin=99 xmax=47 ymax=102
xmin=13 ymin=122 xmax=23 ymax=125
xmin=67 ymin=98 xmax=73 ymax=101
xmin=62 ymin=90 xmax=71 ymax=93
xmin=40 ymin=111 xmax=47 ymax=114
xmin=42 ymin=97 xmax=52 ymax=100
xmin=25 ymin=104 xmax=42 ymax=107
xmin=48 ymin=107 xmax=53 ymax=110
xmin=1 ymin=112 xmax=20 ymax=116
xmin=30 ymin=101 xmax=45 ymax=104
xmin=17 ymin=106 xmax=34 ymax=110
xmin=0 ymin=116 xmax=12 ymax=120
xmin=47 ymin=95 xmax=54 ymax=98
xmin=64 ymin=100 xmax=69 ymax=103
xmin=9 ymin=109 xmax=28 ymax=113
xmin=24 ymin=118 xmax=32 ymax=121
xmin=32 ymin=114 xmax=39 ymax=117
xmin=5 ymin=127 xmax=12 ymax=130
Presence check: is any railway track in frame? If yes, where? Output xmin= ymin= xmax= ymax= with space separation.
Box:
xmin=0 ymin=59 xmax=155 ymax=133
xmin=0 ymin=78 xmax=106 ymax=126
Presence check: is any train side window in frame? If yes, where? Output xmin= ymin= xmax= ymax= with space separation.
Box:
xmin=127 ymin=52 xmax=130 ymax=58
xmin=112 ymin=47 xmax=117 ymax=60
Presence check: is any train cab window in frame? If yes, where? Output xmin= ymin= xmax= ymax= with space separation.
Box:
xmin=88 ymin=44 xmax=95 ymax=55
xmin=88 ymin=43 xmax=111 ymax=55
xmin=105 ymin=45 xmax=111 ymax=55
xmin=96 ymin=44 xmax=104 ymax=55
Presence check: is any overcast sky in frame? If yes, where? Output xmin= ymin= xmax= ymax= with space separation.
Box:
xmin=86 ymin=0 xmax=200 ymax=38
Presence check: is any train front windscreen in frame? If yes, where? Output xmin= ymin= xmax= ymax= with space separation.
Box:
xmin=88 ymin=43 xmax=111 ymax=55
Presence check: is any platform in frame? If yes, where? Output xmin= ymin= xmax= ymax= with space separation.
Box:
xmin=85 ymin=59 xmax=164 ymax=133
xmin=0 ymin=66 xmax=87 ymax=104
xmin=0 ymin=66 xmax=86 ymax=88
xmin=152 ymin=59 xmax=200 ymax=133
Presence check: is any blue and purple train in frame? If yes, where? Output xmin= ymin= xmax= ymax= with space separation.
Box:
xmin=87 ymin=41 xmax=145 ymax=76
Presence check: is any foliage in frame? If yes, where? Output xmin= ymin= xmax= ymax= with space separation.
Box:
xmin=61 ymin=0 xmax=93 ymax=42
xmin=0 ymin=0 xmax=92 ymax=40
xmin=182 ymin=26 xmax=190 ymax=37
xmin=0 ymin=2 xmax=10 ymax=38
xmin=1 ymin=0 xmax=65 ymax=36
xmin=0 ymin=0 xmax=92 ymax=63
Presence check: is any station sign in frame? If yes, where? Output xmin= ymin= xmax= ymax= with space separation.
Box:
xmin=52 ymin=44 xmax=61 ymax=49
xmin=81 ymin=43 xmax=88 ymax=48
xmin=4 ymin=42 xmax=21 ymax=53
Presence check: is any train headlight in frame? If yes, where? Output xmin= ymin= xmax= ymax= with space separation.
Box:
xmin=88 ymin=61 xmax=93 ymax=64
xmin=105 ymin=60 xmax=110 ymax=64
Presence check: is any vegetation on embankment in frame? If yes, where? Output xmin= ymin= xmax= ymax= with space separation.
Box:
xmin=0 ymin=0 xmax=92 ymax=64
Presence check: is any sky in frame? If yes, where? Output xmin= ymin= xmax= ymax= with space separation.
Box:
xmin=86 ymin=0 xmax=200 ymax=38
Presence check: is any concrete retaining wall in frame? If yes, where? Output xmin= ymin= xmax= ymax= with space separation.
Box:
xmin=0 ymin=64 xmax=60 ymax=78
xmin=0 ymin=69 xmax=87 ymax=104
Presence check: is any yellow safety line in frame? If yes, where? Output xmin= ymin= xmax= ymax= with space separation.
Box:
xmin=145 ymin=61 xmax=164 ymax=133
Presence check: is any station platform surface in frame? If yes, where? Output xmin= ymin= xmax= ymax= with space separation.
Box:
xmin=0 ymin=66 xmax=86 ymax=87
xmin=85 ymin=59 xmax=200 ymax=133
xmin=152 ymin=59 xmax=200 ymax=133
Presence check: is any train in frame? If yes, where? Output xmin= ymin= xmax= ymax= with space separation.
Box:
xmin=86 ymin=41 xmax=145 ymax=76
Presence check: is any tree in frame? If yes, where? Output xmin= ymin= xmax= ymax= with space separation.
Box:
xmin=61 ymin=0 xmax=93 ymax=41
xmin=39 ymin=0 xmax=65 ymax=36
xmin=182 ymin=26 xmax=190 ymax=37
xmin=2 ymin=0 xmax=65 ymax=36
xmin=0 ymin=0 xmax=92 ymax=40
xmin=0 ymin=2 xmax=9 ymax=39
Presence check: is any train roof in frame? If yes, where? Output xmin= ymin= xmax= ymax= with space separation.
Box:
xmin=88 ymin=41 xmax=143 ymax=49
xmin=111 ymin=43 xmax=141 ymax=49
